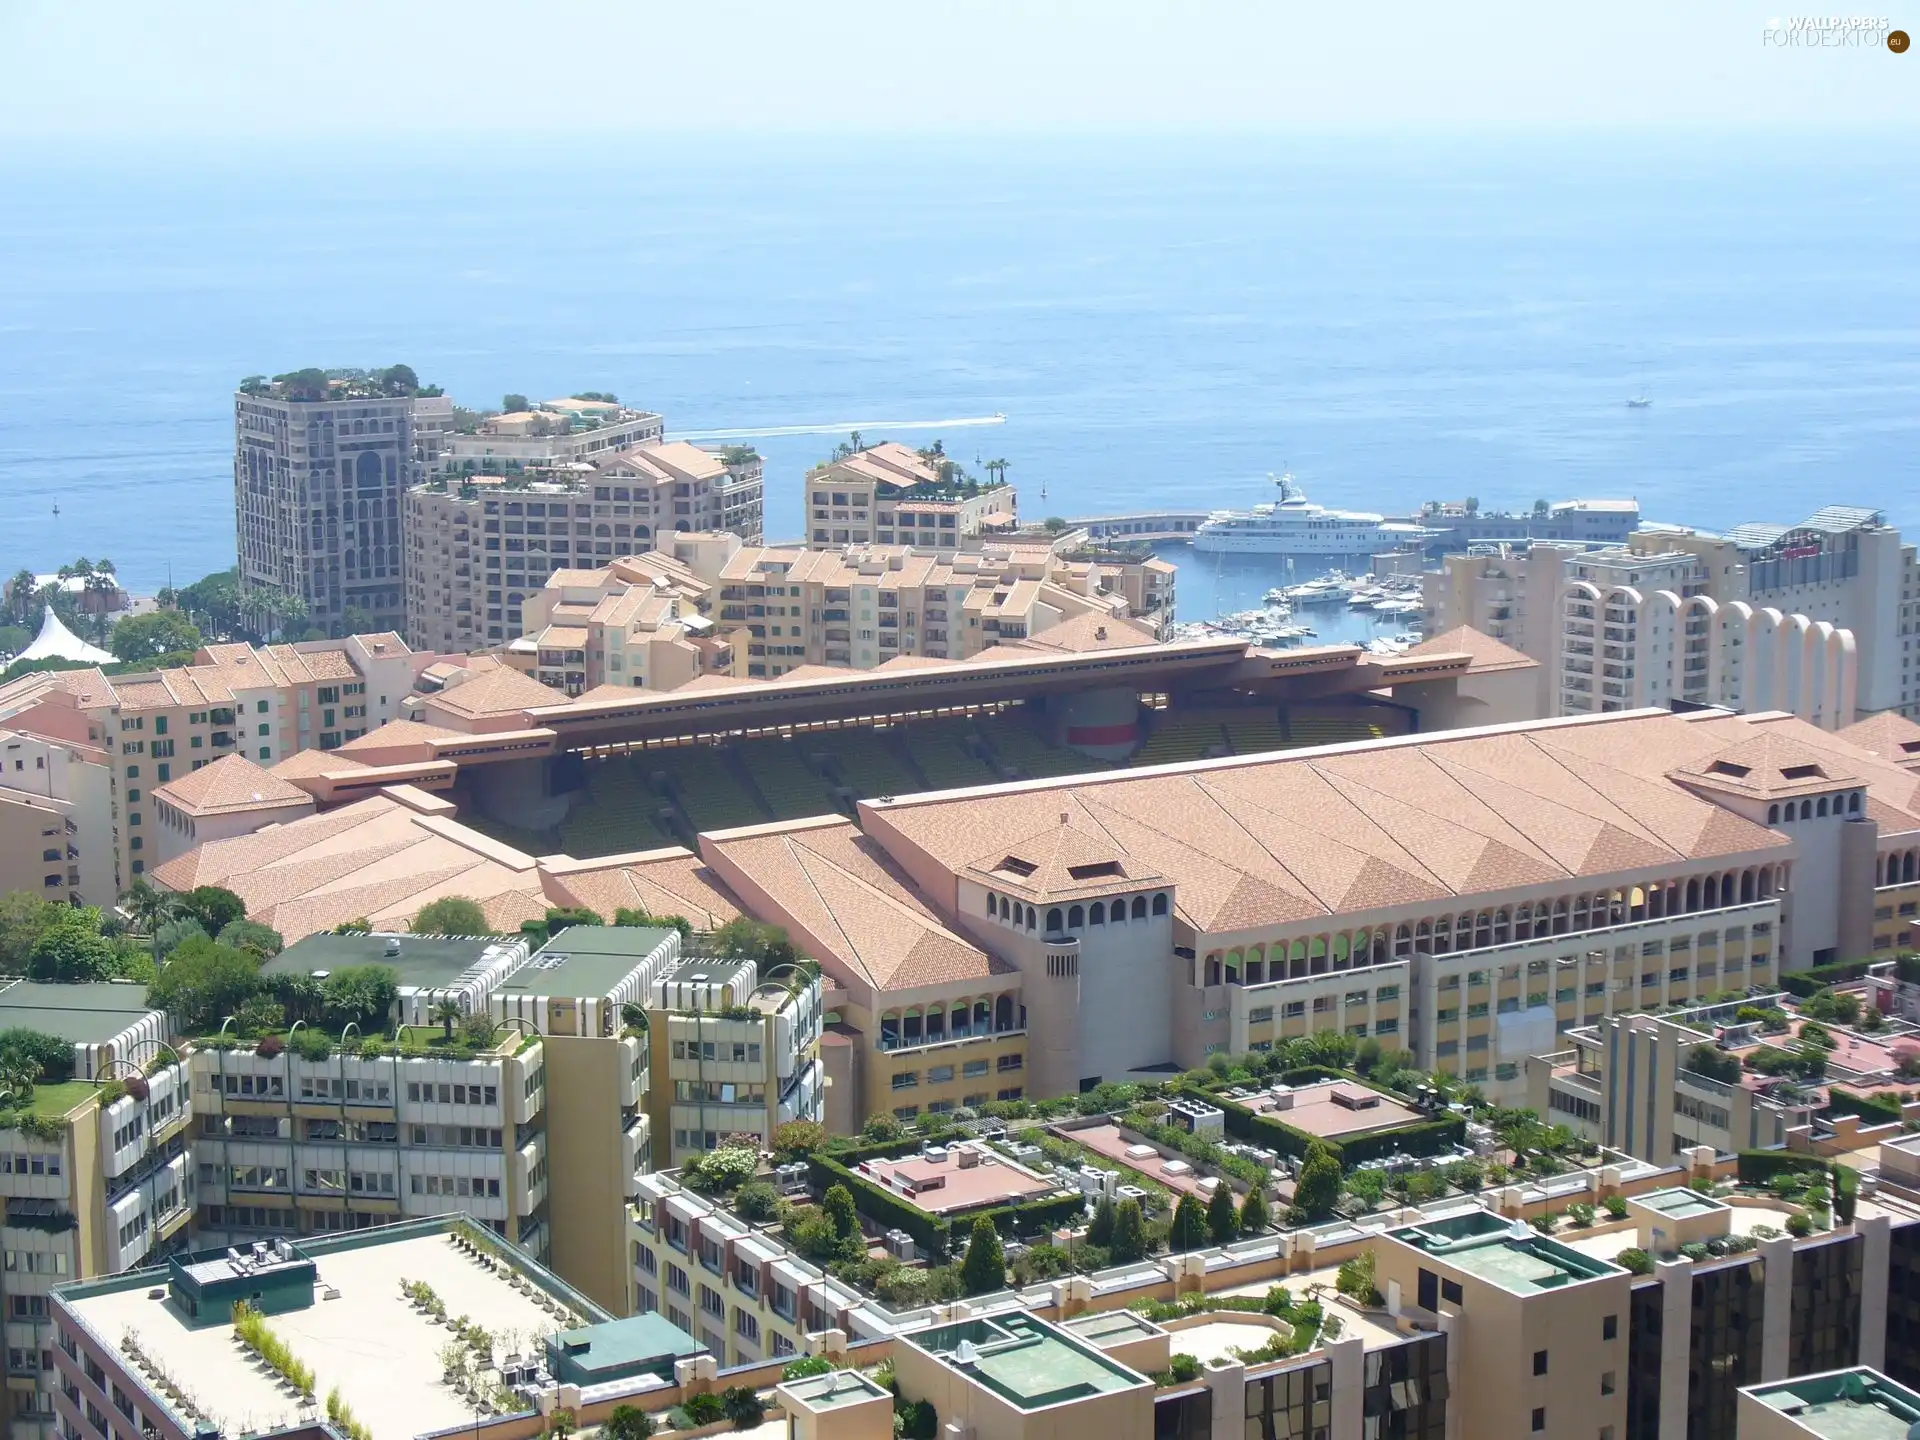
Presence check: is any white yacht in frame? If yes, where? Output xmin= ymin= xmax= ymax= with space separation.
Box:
xmin=1193 ymin=474 xmax=1432 ymax=556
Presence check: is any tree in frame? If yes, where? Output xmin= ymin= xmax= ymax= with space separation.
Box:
xmin=984 ymin=458 xmax=1010 ymax=488
xmin=1207 ymin=1184 xmax=1241 ymax=1245
xmin=108 ymin=611 xmax=202 ymax=664
xmin=153 ymin=916 xmax=208 ymax=960
xmin=216 ymin=918 xmax=283 ymax=961
xmin=378 ymin=364 xmax=420 ymax=396
xmin=0 ymin=892 xmax=56 ymax=971
xmin=502 ymin=394 xmax=531 ymax=413
xmin=720 ymin=1386 xmax=764 ymax=1430
xmin=960 ymin=1216 xmax=1007 ymax=1295
xmin=1464 ymin=496 xmax=1481 ymax=514
xmin=1087 ymin=1196 xmax=1116 ymax=1248
xmin=823 ymin=1184 xmax=859 ymax=1243
xmin=1294 ymin=1141 xmax=1343 ymax=1221
xmin=147 ymin=936 xmax=264 ymax=1029
xmin=119 ymin=880 xmax=179 ymax=958
xmin=28 ymin=906 xmax=114 ymax=981
xmin=1043 ymin=516 xmax=1067 ymax=533
xmin=1169 ymin=1194 xmax=1208 ymax=1252
xmin=1532 ymin=498 xmax=1550 ymax=517
xmin=602 ymin=1405 xmax=653 ymax=1440
xmin=318 ymin=965 xmax=397 ymax=1031
xmin=1683 ymin=1043 xmax=1742 ymax=1084
xmin=0 ymin=1028 xmax=76 ymax=1084
xmin=1238 ymin=1186 xmax=1270 ymax=1235
xmin=1110 ymin=1197 xmax=1148 ymax=1263
xmin=274 ymin=368 xmax=331 ymax=402
xmin=183 ymin=886 xmax=246 ymax=935
xmin=275 ymin=973 xmax=326 ymax=1026
xmin=412 ymin=896 xmax=490 ymax=935
xmin=772 ymin=1120 xmax=826 ymax=1161
xmin=861 ymin=1111 xmax=905 ymax=1143
xmin=431 ymin=997 xmax=463 ymax=1042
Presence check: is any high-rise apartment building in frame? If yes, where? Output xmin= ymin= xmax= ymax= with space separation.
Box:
xmin=805 ymin=443 xmax=1017 ymax=549
xmin=234 ymin=374 xmax=420 ymax=636
xmin=436 ymin=397 xmax=663 ymax=473
xmin=1425 ymin=505 xmax=1917 ymax=723
xmin=403 ymin=444 xmax=765 ymax=653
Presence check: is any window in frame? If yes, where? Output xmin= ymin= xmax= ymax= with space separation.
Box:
xmin=1441 ymin=1278 xmax=1462 ymax=1305
xmin=1603 ymin=1313 xmax=1617 ymax=1340
xmin=1601 ymin=1371 xmax=1616 ymax=1395
xmin=1531 ymin=1408 xmax=1545 ymax=1432
xmin=1533 ymin=1350 xmax=1548 ymax=1375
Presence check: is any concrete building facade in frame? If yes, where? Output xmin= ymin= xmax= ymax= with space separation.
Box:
xmin=805 ymin=443 xmax=1017 ymax=550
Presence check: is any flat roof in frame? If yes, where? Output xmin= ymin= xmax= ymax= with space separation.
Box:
xmin=551 ymin=1312 xmax=704 ymax=1376
xmin=911 ymin=1312 xmax=1146 ymax=1411
xmin=1242 ymin=1080 xmax=1424 ymax=1139
xmin=1745 ymin=1368 xmax=1920 ymax=1439
xmin=1390 ymin=1211 xmax=1621 ymax=1294
xmin=499 ymin=926 xmax=674 ymax=999
xmin=58 ymin=1222 xmax=601 ymax=1440
xmin=1064 ymin=1123 xmax=1214 ymax=1200
xmin=264 ymin=932 xmax=507 ymax=989
xmin=1634 ymin=1187 xmax=1728 ymax=1219
xmin=780 ymin=1370 xmax=892 ymax=1413
xmin=1061 ymin=1309 xmax=1164 ymax=1346
xmin=0 ymin=978 xmax=154 ymax=1043
xmin=860 ymin=1144 xmax=1061 ymax=1217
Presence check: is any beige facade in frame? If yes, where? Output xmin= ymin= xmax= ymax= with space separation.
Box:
xmin=0 ymin=727 xmax=118 ymax=908
xmin=506 ymin=549 xmax=744 ymax=697
xmin=805 ymin=443 xmax=1017 ymax=550
xmin=404 ymin=442 xmax=763 ymax=653
xmin=435 ymin=397 xmax=663 ymax=472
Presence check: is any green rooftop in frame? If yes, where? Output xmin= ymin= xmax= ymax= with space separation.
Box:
xmin=1745 ymin=1368 xmax=1920 ymax=1440
xmin=0 ymin=979 xmax=154 ymax=1043
xmin=264 ymin=933 xmax=507 ymax=989
xmin=1636 ymin=1187 xmax=1728 ymax=1220
xmin=499 ymin=926 xmax=675 ymax=1000
xmin=545 ymin=1312 xmax=704 ymax=1386
xmin=912 ymin=1313 xmax=1147 ymax=1411
xmin=1390 ymin=1210 xmax=1622 ymax=1294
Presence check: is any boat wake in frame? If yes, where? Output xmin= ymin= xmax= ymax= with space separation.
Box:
xmin=672 ymin=414 xmax=1007 ymax=442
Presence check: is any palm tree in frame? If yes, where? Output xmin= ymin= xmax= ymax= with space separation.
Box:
xmin=848 ymin=430 xmax=864 ymax=453
xmin=431 ymin=996 xmax=463 ymax=1042
xmin=4 ymin=570 xmax=37 ymax=628
xmin=278 ymin=974 xmax=326 ymax=1025
xmin=984 ymin=458 xmax=1010 ymax=488
xmin=120 ymin=880 xmax=178 ymax=960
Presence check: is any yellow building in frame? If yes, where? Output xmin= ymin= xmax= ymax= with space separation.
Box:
xmin=804 ymin=442 xmax=1016 ymax=550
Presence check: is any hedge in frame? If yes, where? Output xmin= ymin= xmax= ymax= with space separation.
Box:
xmin=808 ymin=1154 xmax=951 ymax=1258
xmin=975 ymin=1190 xmax=1086 ymax=1239
xmin=1824 ymin=1089 xmax=1906 ymax=1127
xmin=1734 ymin=1150 xmax=1855 ymax=1196
xmin=1214 ymin=1091 xmax=1463 ymax=1168
xmin=1778 ymin=958 xmax=1876 ymax=998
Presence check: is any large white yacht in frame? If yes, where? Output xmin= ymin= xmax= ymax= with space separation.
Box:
xmin=1193 ymin=474 xmax=1432 ymax=556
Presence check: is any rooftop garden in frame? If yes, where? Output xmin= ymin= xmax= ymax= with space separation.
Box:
xmin=239 ymin=366 xmax=436 ymax=402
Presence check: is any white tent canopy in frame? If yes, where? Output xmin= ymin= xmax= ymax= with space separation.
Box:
xmin=16 ymin=608 xmax=114 ymax=665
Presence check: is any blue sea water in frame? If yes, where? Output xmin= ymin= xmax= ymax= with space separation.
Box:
xmin=0 ymin=133 xmax=1915 ymax=614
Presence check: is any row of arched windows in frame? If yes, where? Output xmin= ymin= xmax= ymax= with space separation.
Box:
xmin=878 ymin=994 xmax=1021 ymax=1050
xmin=983 ymin=890 xmax=1173 ymax=936
xmin=1878 ymin=849 xmax=1920 ymax=888
xmin=1769 ymin=792 xmax=1861 ymax=823
xmin=1200 ymin=865 xmax=1787 ymax=986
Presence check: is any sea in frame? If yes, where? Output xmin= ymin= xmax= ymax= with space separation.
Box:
xmin=1 ymin=132 xmax=1916 ymax=627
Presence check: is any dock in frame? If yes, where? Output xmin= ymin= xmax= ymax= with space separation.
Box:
xmin=1063 ymin=509 xmax=1209 ymax=543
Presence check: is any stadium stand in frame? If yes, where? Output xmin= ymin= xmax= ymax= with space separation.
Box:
xmin=1132 ymin=709 xmax=1234 ymax=766
xmin=974 ymin=712 xmax=1104 ymax=780
xmin=658 ymin=745 xmax=766 ymax=834
xmin=738 ymin=738 xmax=841 ymax=820
xmin=559 ymin=757 xmax=676 ymax=857
xmin=801 ymin=727 xmax=922 ymax=801
xmin=1284 ymin=705 xmax=1399 ymax=748
xmin=1220 ymin=707 xmax=1288 ymax=757
xmin=897 ymin=716 xmax=1002 ymax=792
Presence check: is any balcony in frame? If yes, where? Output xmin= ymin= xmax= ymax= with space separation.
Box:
xmin=878 ymin=1024 xmax=1023 ymax=1055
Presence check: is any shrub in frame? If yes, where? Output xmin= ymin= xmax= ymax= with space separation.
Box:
xmin=780 ymin=1356 xmax=834 ymax=1380
xmin=862 ymin=1112 xmax=905 ymax=1143
xmin=772 ymin=1120 xmax=826 ymax=1161
xmin=1617 ymin=1248 xmax=1654 ymax=1275
xmin=148 ymin=935 xmax=264 ymax=1029
xmin=602 ymin=1404 xmax=654 ymax=1440
xmin=0 ymin=1029 xmax=74 ymax=1084
xmin=1566 ymin=1202 xmax=1596 ymax=1228
xmin=678 ymin=1393 xmax=726 ymax=1426
xmin=1158 ymin=1353 xmax=1203 ymax=1385
xmin=216 ymin=918 xmax=284 ymax=960
xmin=411 ymin=896 xmax=490 ymax=935
xmin=1207 ymin=1184 xmax=1240 ymax=1244
xmin=687 ymin=1145 xmax=759 ymax=1194
xmin=1294 ymin=1141 xmax=1342 ymax=1221
xmin=1239 ymin=1187 xmax=1271 ymax=1235
xmin=894 ymin=1397 xmax=938 ymax=1440
xmin=961 ymin=1216 xmax=1007 ymax=1294
xmin=1112 ymin=1197 xmax=1148 ymax=1263
xmin=1683 ymin=1044 xmax=1742 ymax=1084
xmin=1603 ymin=1195 xmax=1629 ymax=1220
xmin=1088 ymin=1196 xmax=1117 ymax=1247
xmin=720 ymin=1386 xmax=764 ymax=1430
xmin=1336 ymin=1251 xmax=1381 ymax=1305
xmin=1169 ymin=1194 xmax=1208 ymax=1252
xmin=255 ymin=1035 xmax=286 ymax=1059
xmin=1530 ymin=1212 xmax=1557 ymax=1233
xmin=1787 ymin=1212 xmax=1814 ymax=1238
xmin=734 ymin=1181 xmax=782 ymax=1223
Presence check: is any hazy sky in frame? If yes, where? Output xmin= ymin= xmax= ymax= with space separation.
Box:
xmin=0 ymin=0 xmax=1913 ymax=140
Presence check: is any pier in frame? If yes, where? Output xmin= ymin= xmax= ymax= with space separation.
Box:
xmin=1064 ymin=508 xmax=1209 ymax=542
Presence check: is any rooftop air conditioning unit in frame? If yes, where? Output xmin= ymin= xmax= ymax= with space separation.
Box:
xmin=884 ymin=1230 xmax=916 ymax=1262
xmin=956 ymin=1147 xmax=981 ymax=1169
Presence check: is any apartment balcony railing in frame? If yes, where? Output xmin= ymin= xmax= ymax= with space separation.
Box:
xmin=878 ymin=1025 xmax=1025 ymax=1055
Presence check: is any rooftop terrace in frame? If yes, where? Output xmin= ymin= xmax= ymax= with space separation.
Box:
xmin=909 ymin=1312 xmax=1147 ymax=1411
xmin=859 ymin=1143 xmax=1064 ymax=1217
xmin=1744 ymin=1367 xmax=1920 ymax=1440
xmin=263 ymin=932 xmax=524 ymax=992
xmin=1238 ymin=1079 xmax=1424 ymax=1140
xmin=57 ymin=1220 xmax=604 ymax=1440
xmin=0 ymin=978 xmax=156 ymax=1044
xmin=496 ymin=925 xmax=676 ymax=1001
xmin=1389 ymin=1210 xmax=1622 ymax=1293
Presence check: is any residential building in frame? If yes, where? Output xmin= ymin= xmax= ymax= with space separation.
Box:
xmin=0 ymin=982 xmax=192 ymax=1440
xmin=1426 ymin=543 xmax=1860 ymax=725
xmin=805 ymin=443 xmax=1017 ymax=550
xmin=46 ymin=1217 xmax=658 ymax=1440
xmin=147 ymin=754 xmax=315 ymax=868
xmin=1426 ymin=506 xmax=1918 ymax=723
xmin=1414 ymin=496 xmax=1642 ymax=552
xmin=0 ymin=634 xmax=426 ymax=884
xmin=645 ymin=951 xmax=824 ymax=1168
xmin=233 ymin=375 xmax=418 ymax=635
xmin=707 ymin=541 xmax=1157 ymax=678
xmin=1741 ymin=1369 xmax=1920 ymax=1440
xmin=505 ymin=549 xmax=743 ymax=697
xmin=403 ymin=443 xmax=762 ymax=653
xmin=0 ymin=723 xmax=117 ymax=908
xmin=439 ymin=397 xmax=663 ymax=472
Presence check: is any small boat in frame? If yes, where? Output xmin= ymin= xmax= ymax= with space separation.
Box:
xmin=1626 ymin=397 xmax=1651 ymax=409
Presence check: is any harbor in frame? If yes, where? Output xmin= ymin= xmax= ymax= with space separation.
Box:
xmin=1155 ymin=545 xmax=1427 ymax=654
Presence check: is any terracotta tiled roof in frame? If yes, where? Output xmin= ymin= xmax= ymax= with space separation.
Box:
xmin=424 ymin=666 xmax=568 ymax=721
xmin=1669 ymin=732 xmax=1862 ymax=801
xmin=545 ymin=847 xmax=743 ymax=929
xmin=863 ymin=710 xmax=1798 ymax=935
xmin=151 ymin=754 xmax=312 ymax=817
xmin=1403 ymin=626 xmax=1539 ymax=674
xmin=1013 ymin=611 xmax=1157 ymax=655
xmin=335 ymin=719 xmax=466 ymax=754
xmin=270 ymin=749 xmax=372 ymax=778
xmin=1839 ymin=712 xmax=1920 ymax=771
xmin=702 ymin=819 xmax=1005 ymax=996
